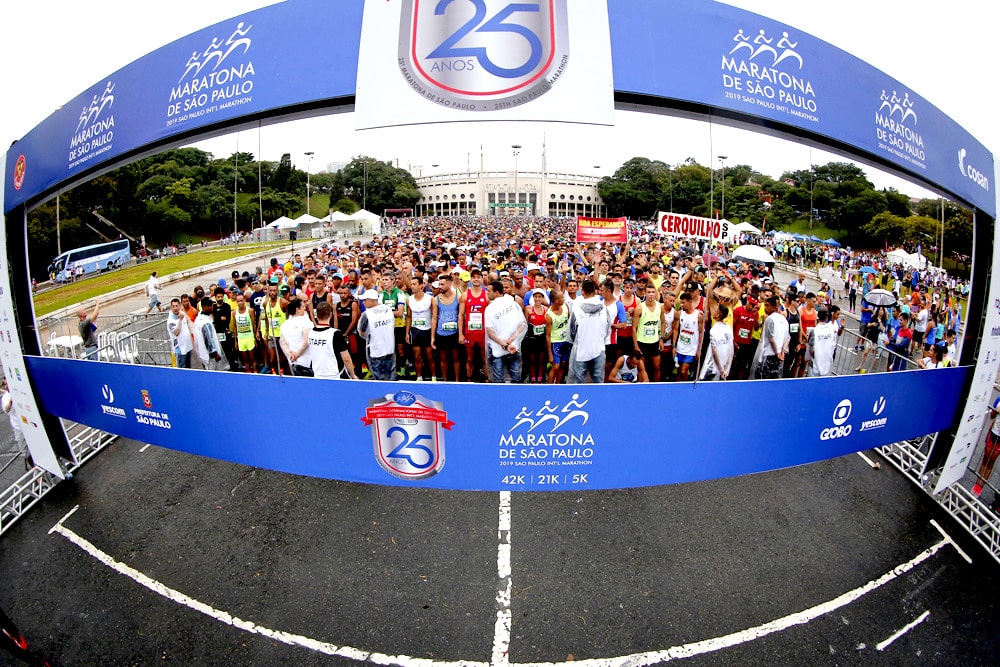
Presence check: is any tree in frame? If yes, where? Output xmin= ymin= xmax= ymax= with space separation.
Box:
xmin=883 ymin=189 xmax=912 ymax=217
xmin=337 ymin=156 xmax=421 ymax=213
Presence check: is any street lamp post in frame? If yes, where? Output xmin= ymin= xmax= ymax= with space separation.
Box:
xmin=512 ymin=144 xmax=521 ymax=216
xmin=809 ymin=165 xmax=815 ymax=231
xmin=717 ymin=155 xmax=727 ymax=219
xmin=304 ymin=151 xmax=314 ymax=216
xmin=363 ymin=160 xmax=368 ymax=211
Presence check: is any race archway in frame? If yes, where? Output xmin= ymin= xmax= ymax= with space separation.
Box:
xmin=2 ymin=0 xmax=995 ymax=492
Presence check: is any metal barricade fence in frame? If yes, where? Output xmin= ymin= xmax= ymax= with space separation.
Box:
xmin=830 ymin=327 xmax=921 ymax=376
xmin=42 ymin=313 xmax=172 ymax=367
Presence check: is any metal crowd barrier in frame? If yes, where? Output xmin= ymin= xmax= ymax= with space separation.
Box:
xmin=830 ymin=328 xmax=921 ymax=376
xmin=42 ymin=313 xmax=172 ymax=367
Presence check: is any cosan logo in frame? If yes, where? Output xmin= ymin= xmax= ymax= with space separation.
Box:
xmin=958 ymin=148 xmax=990 ymax=191
xmin=820 ymin=399 xmax=852 ymax=440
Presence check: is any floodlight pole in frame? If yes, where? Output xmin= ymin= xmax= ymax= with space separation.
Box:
xmin=305 ymin=151 xmax=314 ymax=217
xmin=512 ymin=144 xmax=521 ymax=216
xmin=718 ymin=155 xmax=727 ymax=219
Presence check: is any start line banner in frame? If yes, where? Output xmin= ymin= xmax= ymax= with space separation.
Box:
xmin=26 ymin=356 xmax=966 ymax=492
xmin=576 ymin=216 xmax=628 ymax=243
xmin=657 ymin=211 xmax=732 ymax=244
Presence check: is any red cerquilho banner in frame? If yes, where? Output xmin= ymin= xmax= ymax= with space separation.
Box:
xmin=576 ymin=216 xmax=628 ymax=243
xmin=657 ymin=211 xmax=732 ymax=243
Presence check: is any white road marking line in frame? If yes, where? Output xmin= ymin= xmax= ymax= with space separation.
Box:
xmin=139 ymin=443 xmax=152 ymax=452
xmin=856 ymin=452 xmax=879 ymax=469
xmin=47 ymin=506 xmax=963 ymax=667
xmin=492 ymin=491 xmax=513 ymax=667
xmin=49 ymin=515 xmax=487 ymax=667
xmin=515 ymin=537 xmax=952 ymax=667
xmin=876 ymin=610 xmax=930 ymax=651
xmin=930 ymin=519 xmax=972 ymax=564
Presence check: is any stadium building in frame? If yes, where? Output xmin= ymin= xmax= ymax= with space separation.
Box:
xmin=414 ymin=169 xmax=605 ymax=218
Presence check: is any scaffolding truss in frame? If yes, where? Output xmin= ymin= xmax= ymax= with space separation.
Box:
xmin=879 ymin=439 xmax=1000 ymax=565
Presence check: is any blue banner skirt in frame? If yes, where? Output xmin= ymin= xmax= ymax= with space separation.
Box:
xmin=25 ymin=357 xmax=967 ymax=492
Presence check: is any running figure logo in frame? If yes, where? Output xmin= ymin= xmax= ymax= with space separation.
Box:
xmin=729 ymin=28 xmax=803 ymax=68
xmin=75 ymin=81 xmax=116 ymax=133
xmin=398 ymin=0 xmax=570 ymax=111
xmin=878 ymin=90 xmax=917 ymax=126
xmin=509 ymin=393 xmax=589 ymax=432
xmin=178 ymin=21 xmax=253 ymax=82
xmin=364 ymin=391 xmax=454 ymax=480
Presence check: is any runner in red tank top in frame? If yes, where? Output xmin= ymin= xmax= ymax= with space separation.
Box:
xmin=460 ymin=269 xmax=490 ymax=381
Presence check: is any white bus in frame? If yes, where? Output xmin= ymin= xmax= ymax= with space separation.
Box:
xmin=51 ymin=239 xmax=131 ymax=283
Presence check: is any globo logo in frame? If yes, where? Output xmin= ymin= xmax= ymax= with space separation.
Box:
xmin=820 ymin=399 xmax=853 ymax=440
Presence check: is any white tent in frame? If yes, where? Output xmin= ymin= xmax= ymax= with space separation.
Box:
xmin=324 ymin=211 xmax=351 ymax=222
xmin=267 ymin=215 xmax=295 ymax=229
xmin=733 ymin=221 xmax=762 ymax=235
xmin=346 ymin=208 xmax=382 ymax=236
xmin=293 ymin=213 xmax=321 ymax=225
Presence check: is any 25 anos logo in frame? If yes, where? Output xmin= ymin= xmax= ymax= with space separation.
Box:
xmin=820 ymin=399 xmax=852 ymax=440
xmin=399 ymin=0 xmax=569 ymax=110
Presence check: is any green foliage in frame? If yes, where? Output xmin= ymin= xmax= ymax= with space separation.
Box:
xmin=332 ymin=156 xmax=421 ymax=213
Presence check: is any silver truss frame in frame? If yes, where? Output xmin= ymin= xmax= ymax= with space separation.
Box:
xmin=879 ymin=439 xmax=1000 ymax=565
xmin=0 ymin=422 xmax=116 ymax=537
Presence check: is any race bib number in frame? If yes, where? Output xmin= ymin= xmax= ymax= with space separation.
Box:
xmin=443 ymin=321 xmax=458 ymax=331
xmin=217 ymin=332 xmax=227 ymax=341
xmin=643 ymin=325 xmax=658 ymax=338
xmin=413 ymin=317 xmax=427 ymax=328
xmin=468 ymin=313 xmax=483 ymax=331
xmin=679 ymin=332 xmax=693 ymax=346
xmin=533 ymin=324 xmax=546 ymax=336
xmin=737 ymin=327 xmax=750 ymax=339
xmin=789 ymin=323 xmax=800 ymax=333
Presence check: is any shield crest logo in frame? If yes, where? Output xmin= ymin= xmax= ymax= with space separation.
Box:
xmin=363 ymin=391 xmax=453 ymax=480
xmin=399 ymin=0 xmax=569 ymax=111
xmin=141 ymin=390 xmax=152 ymax=408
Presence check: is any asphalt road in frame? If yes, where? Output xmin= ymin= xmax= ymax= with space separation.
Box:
xmin=0 ymin=431 xmax=997 ymax=666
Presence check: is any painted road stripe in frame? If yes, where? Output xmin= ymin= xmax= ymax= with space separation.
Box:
xmin=876 ymin=611 xmax=930 ymax=651
xmin=49 ymin=506 xmax=487 ymax=667
xmin=492 ymin=491 xmax=513 ymax=667
xmin=514 ymin=537 xmax=956 ymax=667
xmin=49 ymin=505 xmax=965 ymax=667
xmin=930 ymin=518 xmax=972 ymax=564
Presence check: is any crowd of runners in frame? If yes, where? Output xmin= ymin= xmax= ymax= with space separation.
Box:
xmin=147 ymin=216 xmax=966 ymax=383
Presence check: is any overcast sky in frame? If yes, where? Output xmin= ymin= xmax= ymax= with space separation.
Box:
xmin=1 ymin=0 xmax=995 ymax=206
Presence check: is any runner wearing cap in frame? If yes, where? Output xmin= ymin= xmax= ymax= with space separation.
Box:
xmin=357 ymin=288 xmax=396 ymax=381
xmin=460 ymin=268 xmax=490 ymax=382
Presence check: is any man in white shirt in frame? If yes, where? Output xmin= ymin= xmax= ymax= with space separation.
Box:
xmin=753 ymin=295 xmax=789 ymax=379
xmin=144 ymin=271 xmax=163 ymax=314
xmin=167 ymin=298 xmax=194 ymax=368
xmin=806 ymin=307 xmax=838 ymax=377
xmin=568 ymin=279 xmax=612 ymax=383
xmin=193 ymin=297 xmax=225 ymax=371
xmin=357 ymin=289 xmax=397 ymax=380
xmin=280 ymin=298 xmax=313 ymax=376
xmin=700 ymin=305 xmax=734 ymax=381
xmin=308 ymin=301 xmax=357 ymax=379
xmin=484 ymin=280 xmax=527 ymax=383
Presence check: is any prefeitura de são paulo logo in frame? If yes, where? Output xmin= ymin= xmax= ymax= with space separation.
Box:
xmin=398 ymin=0 xmax=570 ymax=111
xmin=363 ymin=391 xmax=454 ymax=480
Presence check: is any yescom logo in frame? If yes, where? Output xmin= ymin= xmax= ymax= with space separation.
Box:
xmin=873 ymin=396 xmax=886 ymax=416
xmin=101 ymin=385 xmax=114 ymax=403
